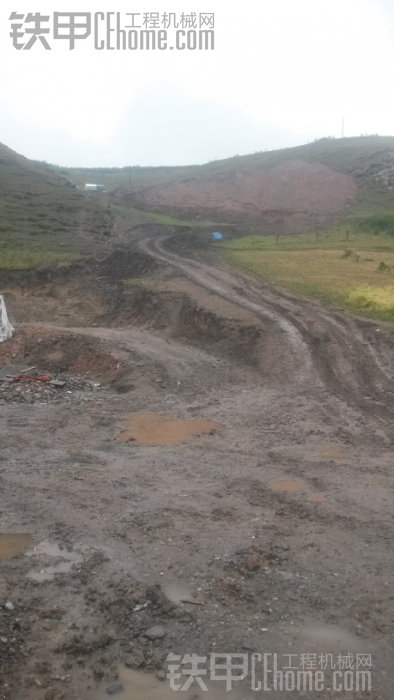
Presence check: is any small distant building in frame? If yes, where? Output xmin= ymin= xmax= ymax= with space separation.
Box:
xmin=84 ymin=183 xmax=105 ymax=192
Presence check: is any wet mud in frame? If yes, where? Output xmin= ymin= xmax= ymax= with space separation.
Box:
xmin=118 ymin=413 xmax=225 ymax=446
xmin=1 ymin=235 xmax=394 ymax=699
xmin=0 ymin=533 xmax=36 ymax=560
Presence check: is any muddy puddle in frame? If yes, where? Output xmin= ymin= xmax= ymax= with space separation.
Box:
xmin=65 ymin=443 xmax=84 ymax=452
xmin=27 ymin=560 xmax=80 ymax=582
xmin=118 ymin=413 xmax=225 ymax=446
xmin=309 ymin=492 xmax=327 ymax=503
xmin=162 ymin=582 xmax=202 ymax=605
xmin=270 ymin=480 xmax=305 ymax=492
xmin=25 ymin=540 xmax=83 ymax=581
xmin=313 ymin=448 xmax=346 ymax=460
xmin=301 ymin=619 xmax=366 ymax=652
xmin=95 ymin=667 xmax=244 ymax=700
xmin=0 ymin=533 xmax=36 ymax=560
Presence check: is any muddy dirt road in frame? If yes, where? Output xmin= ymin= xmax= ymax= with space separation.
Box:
xmin=1 ymin=229 xmax=394 ymax=699
xmin=141 ymin=235 xmax=394 ymax=410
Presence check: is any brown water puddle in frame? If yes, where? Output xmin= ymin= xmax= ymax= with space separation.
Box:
xmin=95 ymin=667 xmax=243 ymax=700
xmin=118 ymin=413 xmax=225 ymax=446
xmin=0 ymin=533 xmax=36 ymax=560
xmin=270 ymin=480 xmax=305 ymax=492
xmin=309 ymin=492 xmax=327 ymax=503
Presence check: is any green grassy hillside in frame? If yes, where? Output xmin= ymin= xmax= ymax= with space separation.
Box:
xmin=0 ymin=143 xmax=114 ymax=268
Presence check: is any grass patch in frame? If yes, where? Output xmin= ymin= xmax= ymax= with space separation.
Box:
xmin=0 ymin=142 xmax=116 ymax=256
xmin=113 ymin=204 xmax=219 ymax=229
xmin=357 ymin=212 xmax=394 ymax=236
xmin=347 ymin=285 xmax=394 ymax=314
xmin=222 ymin=226 xmax=394 ymax=320
xmin=0 ymin=236 xmax=81 ymax=269
xmin=0 ymin=248 xmax=80 ymax=269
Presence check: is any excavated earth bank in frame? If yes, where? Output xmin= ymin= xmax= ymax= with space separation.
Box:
xmin=1 ymin=232 xmax=394 ymax=699
xmin=111 ymin=160 xmax=357 ymax=232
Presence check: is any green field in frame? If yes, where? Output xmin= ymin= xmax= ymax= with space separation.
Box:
xmin=222 ymin=221 xmax=394 ymax=320
xmin=113 ymin=204 xmax=218 ymax=229
xmin=0 ymin=247 xmax=80 ymax=269
xmin=0 ymin=234 xmax=81 ymax=269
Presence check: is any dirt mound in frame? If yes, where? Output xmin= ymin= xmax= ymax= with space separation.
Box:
xmin=0 ymin=326 xmax=126 ymax=381
xmin=0 ymin=247 xmax=156 ymax=288
xmin=112 ymin=159 xmax=357 ymax=231
xmin=0 ymin=247 xmax=158 ymax=331
xmin=97 ymin=249 xmax=158 ymax=280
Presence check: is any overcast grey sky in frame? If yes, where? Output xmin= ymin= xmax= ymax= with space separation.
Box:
xmin=1 ymin=0 xmax=394 ymax=167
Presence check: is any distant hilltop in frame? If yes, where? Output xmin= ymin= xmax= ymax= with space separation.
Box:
xmin=41 ymin=136 xmax=394 ymax=234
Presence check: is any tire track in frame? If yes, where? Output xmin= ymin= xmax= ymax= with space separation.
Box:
xmin=140 ymin=235 xmax=394 ymax=421
xmin=140 ymin=236 xmax=315 ymax=388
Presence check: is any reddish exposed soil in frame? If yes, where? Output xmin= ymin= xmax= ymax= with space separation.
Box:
xmin=112 ymin=160 xmax=357 ymax=231
xmin=0 ymin=326 xmax=127 ymax=381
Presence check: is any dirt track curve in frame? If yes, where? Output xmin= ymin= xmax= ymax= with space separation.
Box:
xmin=140 ymin=234 xmax=394 ymax=421
xmin=2 ymin=231 xmax=394 ymax=699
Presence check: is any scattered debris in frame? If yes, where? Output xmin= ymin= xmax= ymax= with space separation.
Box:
xmin=106 ymin=683 xmax=124 ymax=695
xmin=125 ymin=650 xmax=145 ymax=669
xmin=144 ymin=625 xmax=166 ymax=640
xmin=11 ymin=374 xmax=50 ymax=383
xmin=0 ymin=368 xmax=108 ymax=405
